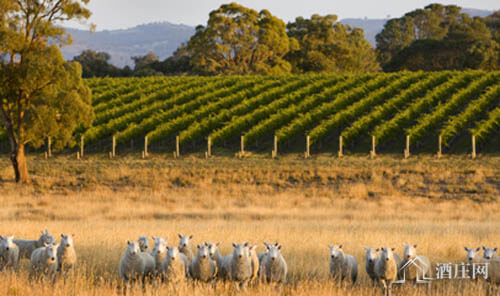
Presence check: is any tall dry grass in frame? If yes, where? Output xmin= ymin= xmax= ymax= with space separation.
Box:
xmin=0 ymin=154 xmax=499 ymax=295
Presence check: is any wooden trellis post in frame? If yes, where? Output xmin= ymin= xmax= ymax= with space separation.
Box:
xmin=144 ymin=136 xmax=148 ymax=157
xmin=241 ymin=136 xmax=245 ymax=154
xmin=305 ymin=136 xmax=310 ymax=158
xmin=472 ymin=135 xmax=476 ymax=159
xmin=338 ymin=136 xmax=343 ymax=157
xmin=437 ymin=135 xmax=442 ymax=159
xmin=77 ymin=152 xmax=80 ymax=160
xmin=272 ymin=135 xmax=278 ymax=159
xmin=176 ymin=136 xmax=180 ymax=158
xmin=404 ymin=135 xmax=410 ymax=159
xmin=370 ymin=136 xmax=376 ymax=159
xmin=80 ymin=136 xmax=84 ymax=158
xmin=47 ymin=137 xmax=52 ymax=158
xmin=112 ymin=135 xmax=116 ymax=158
xmin=207 ymin=136 xmax=211 ymax=157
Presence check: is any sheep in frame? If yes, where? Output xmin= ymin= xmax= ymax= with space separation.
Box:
xmin=30 ymin=243 xmax=59 ymax=282
xmin=57 ymin=234 xmax=77 ymax=276
xmin=14 ymin=229 xmax=55 ymax=260
xmin=160 ymin=246 xmax=189 ymax=285
xmin=138 ymin=236 xmax=150 ymax=253
xmin=399 ymin=243 xmax=431 ymax=283
xmin=464 ymin=246 xmax=482 ymax=280
xmin=374 ymin=247 xmax=398 ymax=296
xmin=205 ymin=242 xmax=230 ymax=280
xmin=0 ymin=235 xmax=20 ymax=272
xmin=189 ymin=243 xmax=217 ymax=282
xmin=260 ymin=242 xmax=287 ymax=286
xmin=329 ymin=244 xmax=358 ymax=284
xmin=485 ymin=258 xmax=500 ymax=285
xmin=364 ymin=247 xmax=380 ymax=286
xmin=228 ymin=243 xmax=254 ymax=290
xmin=151 ymin=237 xmax=168 ymax=274
xmin=178 ymin=234 xmax=194 ymax=266
xmin=483 ymin=246 xmax=498 ymax=260
xmin=119 ymin=241 xmax=147 ymax=285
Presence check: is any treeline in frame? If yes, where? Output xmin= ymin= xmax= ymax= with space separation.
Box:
xmin=74 ymin=3 xmax=500 ymax=77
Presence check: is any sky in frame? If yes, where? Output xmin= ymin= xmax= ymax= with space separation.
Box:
xmin=68 ymin=0 xmax=500 ymax=31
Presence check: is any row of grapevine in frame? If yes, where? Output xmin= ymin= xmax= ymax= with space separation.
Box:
xmin=472 ymin=107 xmax=500 ymax=142
xmin=243 ymin=74 xmax=378 ymax=146
xmin=308 ymin=73 xmax=426 ymax=145
xmin=407 ymin=72 xmax=500 ymax=145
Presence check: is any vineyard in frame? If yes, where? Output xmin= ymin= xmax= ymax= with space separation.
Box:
xmin=1 ymin=71 xmax=500 ymax=155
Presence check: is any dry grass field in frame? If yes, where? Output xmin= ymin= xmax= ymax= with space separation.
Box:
xmin=0 ymin=153 xmax=499 ymax=295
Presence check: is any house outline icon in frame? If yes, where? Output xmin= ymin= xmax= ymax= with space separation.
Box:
xmin=393 ymin=256 xmax=433 ymax=284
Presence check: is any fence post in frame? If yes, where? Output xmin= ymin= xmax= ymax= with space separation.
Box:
xmin=47 ymin=136 xmax=52 ymax=158
xmin=472 ymin=135 xmax=476 ymax=159
xmin=144 ymin=136 xmax=148 ymax=157
xmin=207 ymin=136 xmax=211 ymax=157
xmin=77 ymin=151 xmax=80 ymax=160
xmin=404 ymin=135 xmax=410 ymax=159
xmin=272 ymin=135 xmax=278 ymax=159
xmin=437 ymin=135 xmax=442 ymax=159
xmin=80 ymin=136 xmax=84 ymax=158
xmin=112 ymin=135 xmax=116 ymax=158
xmin=370 ymin=136 xmax=376 ymax=158
xmin=338 ymin=136 xmax=343 ymax=157
xmin=305 ymin=136 xmax=310 ymax=158
xmin=176 ymin=136 xmax=180 ymax=158
xmin=241 ymin=135 xmax=245 ymax=155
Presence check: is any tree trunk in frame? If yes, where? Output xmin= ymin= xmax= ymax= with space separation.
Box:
xmin=10 ymin=143 xmax=29 ymax=183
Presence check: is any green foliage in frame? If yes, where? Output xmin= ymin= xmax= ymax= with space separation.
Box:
xmin=73 ymin=50 xmax=123 ymax=78
xmin=186 ymin=2 xmax=295 ymax=75
xmin=287 ymin=14 xmax=380 ymax=73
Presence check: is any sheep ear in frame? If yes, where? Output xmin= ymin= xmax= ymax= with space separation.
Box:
xmin=482 ymin=246 xmax=486 ymax=250
xmin=476 ymin=247 xmax=481 ymax=252
xmin=413 ymin=244 xmax=417 ymax=249
xmin=71 ymin=233 xmax=75 ymax=237
xmin=244 ymin=242 xmax=249 ymax=247
xmin=197 ymin=245 xmax=201 ymax=249
xmin=127 ymin=240 xmax=131 ymax=245
xmin=216 ymin=242 xmax=221 ymax=247
xmin=391 ymin=248 xmax=396 ymax=251
xmin=375 ymin=248 xmax=380 ymax=252
xmin=277 ymin=245 xmax=282 ymax=250
xmin=189 ymin=235 xmax=193 ymax=239
xmin=494 ymin=248 xmax=498 ymax=252
xmin=464 ymin=247 xmax=469 ymax=251
xmin=232 ymin=243 xmax=237 ymax=248
xmin=178 ymin=234 xmax=182 ymax=239
xmin=339 ymin=245 xmax=343 ymax=249
xmin=274 ymin=242 xmax=279 ymax=247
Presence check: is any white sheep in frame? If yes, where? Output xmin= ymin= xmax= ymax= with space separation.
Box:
xmin=464 ymin=246 xmax=482 ymax=280
xmin=260 ymin=242 xmax=287 ymax=285
xmin=178 ymin=234 xmax=194 ymax=265
xmin=57 ymin=234 xmax=77 ymax=276
xmin=189 ymin=243 xmax=217 ymax=282
xmin=329 ymin=244 xmax=358 ymax=284
xmin=138 ymin=236 xmax=150 ymax=253
xmin=160 ymin=246 xmax=189 ymax=285
xmin=228 ymin=243 xmax=254 ymax=290
xmin=485 ymin=258 xmax=500 ymax=285
xmin=119 ymin=241 xmax=147 ymax=285
xmin=30 ymin=243 xmax=59 ymax=282
xmin=374 ymin=247 xmax=398 ymax=296
xmin=151 ymin=237 xmax=168 ymax=274
xmin=399 ymin=243 xmax=431 ymax=282
xmin=14 ymin=229 xmax=55 ymax=260
xmin=482 ymin=246 xmax=498 ymax=260
xmin=0 ymin=235 xmax=20 ymax=272
xmin=364 ymin=247 xmax=379 ymax=286
xmin=205 ymin=242 xmax=229 ymax=280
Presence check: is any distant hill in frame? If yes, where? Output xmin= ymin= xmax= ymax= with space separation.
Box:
xmin=61 ymin=8 xmax=495 ymax=67
xmin=62 ymin=22 xmax=195 ymax=67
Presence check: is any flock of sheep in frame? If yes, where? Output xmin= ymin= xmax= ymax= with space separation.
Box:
xmin=1 ymin=230 xmax=499 ymax=295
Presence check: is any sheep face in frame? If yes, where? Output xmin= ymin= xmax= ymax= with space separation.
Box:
xmin=365 ymin=247 xmax=380 ymax=264
xmin=60 ymin=234 xmax=74 ymax=248
xmin=403 ymin=243 xmax=418 ymax=260
xmin=232 ymin=243 xmax=250 ymax=260
xmin=138 ymin=236 xmax=150 ymax=252
xmin=196 ymin=244 xmax=209 ymax=260
xmin=204 ymin=242 xmax=220 ymax=258
xmin=126 ymin=241 xmax=141 ymax=257
xmin=39 ymin=229 xmax=55 ymax=245
xmin=464 ymin=247 xmax=481 ymax=262
xmin=0 ymin=235 xmax=15 ymax=251
xmin=45 ymin=244 xmax=58 ymax=262
xmin=381 ymin=248 xmax=396 ymax=262
xmin=178 ymin=234 xmax=193 ymax=249
xmin=152 ymin=237 xmax=168 ymax=255
xmin=267 ymin=244 xmax=282 ymax=262
xmin=482 ymin=246 xmax=498 ymax=260
xmin=167 ymin=246 xmax=180 ymax=261
xmin=328 ymin=245 xmax=344 ymax=260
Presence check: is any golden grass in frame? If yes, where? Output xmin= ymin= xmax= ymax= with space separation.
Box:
xmin=0 ymin=154 xmax=499 ymax=295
